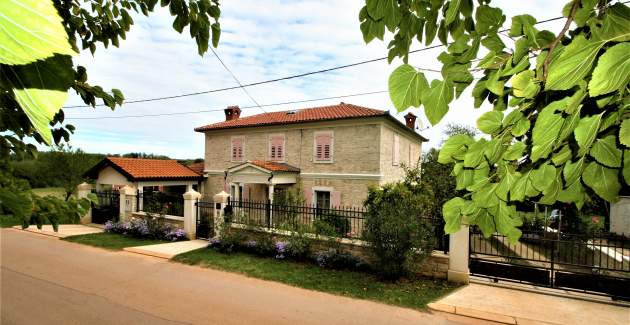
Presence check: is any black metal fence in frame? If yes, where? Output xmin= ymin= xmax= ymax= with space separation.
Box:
xmin=224 ymin=199 xmax=449 ymax=252
xmin=138 ymin=191 xmax=184 ymax=217
xmin=470 ymin=227 xmax=630 ymax=299
xmin=195 ymin=200 xmax=214 ymax=239
xmin=91 ymin=190 xmax=119 ymax=223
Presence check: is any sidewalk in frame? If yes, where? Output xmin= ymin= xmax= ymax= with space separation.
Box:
xmin=123 ymin=239 xmax=208 ymax=258
xmin=428 ymin=282 xmax=630 ymax=325
xmin=14 ymin=224 xmax=103 ymax=238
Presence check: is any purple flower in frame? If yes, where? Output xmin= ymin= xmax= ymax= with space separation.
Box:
xmin=244 ymin=240 xmax=257 ymax=248
xmin=209 ymin=238 xmax=221 ymax=246
xmin=275 ymin=241 xmax=287 ymax=259
xmin=104 ymin=221 xmax=114 ymax=232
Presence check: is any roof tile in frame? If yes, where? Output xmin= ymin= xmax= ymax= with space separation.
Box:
xmin=107 ymin=157 xmax=201 ymax=179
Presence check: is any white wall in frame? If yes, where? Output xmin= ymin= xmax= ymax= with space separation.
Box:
xmin=610 ymin=197 xmax=630 ymax=235
xmin=97 ymin=166 xmax=132 ymax=189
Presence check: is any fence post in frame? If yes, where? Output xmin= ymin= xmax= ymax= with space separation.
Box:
xmin=76 ymin=182 xmax=92 ymax=224
xmin=183 ymin=189 xmax=202 ymax=239
xmin=119 ymin=185 xmax=136 ymax=222
xmin=213 ymin=191 xmax=230 ymax=238
xmin=447 ymin=224 xmax=470 ymax=284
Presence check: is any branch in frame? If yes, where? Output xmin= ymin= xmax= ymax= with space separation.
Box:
xmin=543 ymin=0 xmax=581 ymax=80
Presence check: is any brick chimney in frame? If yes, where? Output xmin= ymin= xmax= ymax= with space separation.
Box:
xmin=404 ymin=112 xmax=417 ymax=130
xmin=224 ymin=105 xmax=241 ymax=121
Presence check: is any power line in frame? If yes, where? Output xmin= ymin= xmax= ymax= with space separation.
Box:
xmin=209 ymin=47 xmax=267 ymax=113
xmin=62 ymin=4 xmax=625 ymax=109
xmin=67 ymin=90 xmax=389 ymax=120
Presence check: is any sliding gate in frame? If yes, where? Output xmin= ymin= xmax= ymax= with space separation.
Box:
xmin=469 ymin=228 xmax=630 ymax=300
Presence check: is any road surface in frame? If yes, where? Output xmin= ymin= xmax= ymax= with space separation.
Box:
xmin=1 ymin=229 xmax=462 ymax=325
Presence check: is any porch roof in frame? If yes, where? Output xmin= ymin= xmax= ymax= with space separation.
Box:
xmin=228 ymin=160 xmax=300 ymax=173
xmin=227 ymin=160 xmax=299 ymax=185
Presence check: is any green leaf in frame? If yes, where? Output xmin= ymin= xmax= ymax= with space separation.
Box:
xmin=422 ymin=79 xmax=454 ymax=125
xmin=481 ymin=34 xmax=505 ymax=52
xmin=531 ymin=104 xmax=564 ymax=162
xmin=484 ymin=138 xmax=505 ymax=164
xmin=511 ymin=118 xmax=530 ymax=137
xmin=476 ymin=5 xmax=505 ymax=34
xmin=530 ymin=164 xmax=556 ymax=192
xmin=496 ymin=170 xmax=521 ymax=201
xmin=503 ymin=142 xmax=526 ymax=161
xmin=574 ymin=114 xmax=603 ymax=156
xmin=593 ymin=3 xmax=630 ymax=42
xmin=456 ymin=169 xmax=474 ymax=190
xmin=546 ymin=35 xmax=601 ymax=91
xmin=0 ymin=0 xmax=76 ymax=64
xmin=477 ymin=111 xmax=503 ymax=135
xmin=590 ymin=135 xmax=622 ymax=167
xmin=510 ymin=70 xmax=540 ymax=98
xmin=552 ymin=145 xmax=572 ymax=166
xmin=388 ymin=64 xmax=429 ymax=111
xmin=443 ymin=197 xmax=466 ymax=234
xmin=438 ymin=134 xmax=474 ymax=164
xmin=582 ymin=161 xmax=621 ymax=202
xmin=589 ymin=43 xmax=630 ymax=97
xmin=445 ymin=0 xmax=461 ymax=25
xmin=558 ymin=180 xmax=586 ymax=208
xmin=472 ymin=183 xmax=499 ymax=208
xmin=620 ymin=119 xmax=630 ymax=147
xmin=486 ymin=70 xmax=504 ymax=96
xmin=624 ymin=150 xmax=630 ymax=185
xmin=563 ymin=158 xmax=586 ymax=186
xmin=464 ymin=139 xmax=487 ymax=168
xmin=511 ymin=171 xmax=539 ymax=201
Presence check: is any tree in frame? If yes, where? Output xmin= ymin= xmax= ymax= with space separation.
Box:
xmin=41 ymin=146 xmax=103 ymax=200
xmin=360 ymin=0 xmax=629 ymax=242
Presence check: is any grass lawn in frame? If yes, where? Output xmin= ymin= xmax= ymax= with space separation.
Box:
xmin=64 ymin=233 xmax=169 ymax=250
xmin=173 ymin=248 xmax=458 ymax=311
xmin=32 ymin=187 xmax=67 ymax=199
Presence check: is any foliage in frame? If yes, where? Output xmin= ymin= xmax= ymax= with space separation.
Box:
xmin=313 ymin=248 xmax=370 ymax=271
xmin=285 ymin=225 xmax=314 ymax=260
xmin=313 ymin=213 xmax=351 ymax=237
xmin=174 ymin=248 xmax=458 ymax=311
xmin=360 ymin=0 xmax=630 ymax=242
xmin=104 ymin=213 xmax=188 ymax=242
xmin=363 ymin=180 xmax=435 ymax=279
xmin=64 ymin=232 xmax=168 ymax=250
xmin=29 ymin=194 xmax=95 ymax=231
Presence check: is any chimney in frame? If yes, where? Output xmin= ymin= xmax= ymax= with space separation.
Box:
xmin=224 ymin=105 xmax=241 ymax=121
xmin=404 ymin=112 xmax=417 ymax=130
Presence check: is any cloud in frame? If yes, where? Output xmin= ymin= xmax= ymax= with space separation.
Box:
xmin=60 ymin=0 xmax=565 ymax=159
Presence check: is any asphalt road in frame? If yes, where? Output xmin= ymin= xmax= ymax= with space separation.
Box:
xmin=1 ymin=229 xmax=463 ymax=325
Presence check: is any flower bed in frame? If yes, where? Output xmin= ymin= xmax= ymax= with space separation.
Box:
xmin=105 ymin=214 xmax=187 ymax=242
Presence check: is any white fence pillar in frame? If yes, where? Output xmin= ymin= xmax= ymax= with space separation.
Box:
xmin=183 ymin=190 xmax=202 ymax=239
xmin=119 ymin=185 xmax=136 ymax=222
xmin=76 ymin=182 xmax=92 ymax=224
xmin=213 ymin=191 xmax=229 ymax=238
xmin=448 ymin=224 xmax=470 ymax=284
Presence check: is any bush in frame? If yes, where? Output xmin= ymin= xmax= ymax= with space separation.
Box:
xmin=28 ymin=195 xmax=93 ymax=231
xmin=103 ymin=213 xmax=187 ymax=242
xmin=285 ymin=225 xmax=313 ymax=260
xmin=314 ymin=213 xmax=350 ymax=237
xmin=312 ymin=248 xmax=370 ymax=272
xmin=363 ymin=180 xmax=435 ymax=279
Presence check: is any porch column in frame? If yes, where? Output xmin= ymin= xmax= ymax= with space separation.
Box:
xmin=183 ymin=189 xmax=202 ymax=239
xmin=119 ymin=185 xmax=136 ymax=222
xmin=268 ymin=184 xmax=274 ymax=227
xmin=447 ymin=224 xmax=470 ymax=284
xmin=137 ymin=185 xmax=144 ymax=211
xmin=76 ymin=182 xmax=92 ymax=224
xmin=234 ymin=182 xmax=241 ymax=202
xmin=213 ymin=191 xmax=230 ymax=238
xmin=186 ymin=183 xmax=193 ymax=192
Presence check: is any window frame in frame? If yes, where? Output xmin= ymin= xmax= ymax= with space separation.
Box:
xmin=230 ymin=136 xmax=245 ymax=162
xmin=268 ymin=133 xmax=286 ymax=162
xmin=392 ymin=133 xmax=400 ymax=166
xmin=313 ymin=130 xmax=334 ymax=163
xmin=314 ymin=190 xmax=331 ymax=210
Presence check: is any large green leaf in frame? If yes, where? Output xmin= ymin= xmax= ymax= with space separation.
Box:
xmin=563 ymin=158 xmax=586 ymax=186
xmin=464 ymin=139 xmax=487 ymax=168
xmin=477 ymin=111 xmax=503 ymax=135
xmin=590 ymin=135 xmax=622 ymax=167
xmin=438 ymin=134 xmax=474 ymax=164
xmin=531 ymin=164 xmax=556 ymax=192
xmin=388 ymin=64 xmax=429 ymax=111
xmin=620 ymin=119 xmax=630 ymax=147
xmin=422 ymin=79 xmax=454 ymax=125
xmin=531 ymin=104 xmax=564 ymax=161
xmin=476 ymin=5 xmax=505 ymax=34
xmin=444 ymin=0 xmax=461 ymax=25
xmin=0 ymin=0 xmax=75 ymax=64
xmin=624 ymin=150 xmax=630 ymax=185
xmin=582 ymin=161 xmax=621 ymax=202
xmin=4 ymin=55 xmax=75 ymax=144
xmin=589 ymin=43 xmax=630 ymax=97
xmin=510 ymin=70 xmax=540 ymax=98
xmin=503 ymin=142 xmax=526 ymax=161
xmin=546 ymin=35 xmax=601 ymax=91
xmin=443 ymin=197 xmax=466 ymax=234
xmin=495 ymin=170 xmax=521 ymax=201
xmin=574 ymin=114 xmax=603 ymax=156
xmin=557 ymin=180 xmax=586 ymax=209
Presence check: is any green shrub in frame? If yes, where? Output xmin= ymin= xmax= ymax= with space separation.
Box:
xmin=363 ymin=181 xmax=435 ymax=279
xmin=29 ymin=195 xmax=94 ymax=231
xmin=314 ymin=213 xmax=350 ymax=237
xmin=286 ymin=225 xmax=313 ymax=260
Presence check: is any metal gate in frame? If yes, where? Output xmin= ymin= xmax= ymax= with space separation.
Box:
xmin=469 ymin=228 xmax=630 ymax=300
xmin=195 ymin=200 xmax=214 ymax=239
xmin=91 ymin=190 xmax=120 ymax=224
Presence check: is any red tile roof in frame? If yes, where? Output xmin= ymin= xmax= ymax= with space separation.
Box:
xmin=85 ymin=157 xmax=202 ymax=181
xmin=250 ymin=160 xmax=300 ymax=172
xmin=186 ymin=162 xmax=205 ymax=175
xmin=194 ymin=103 xmax=388 ymax=132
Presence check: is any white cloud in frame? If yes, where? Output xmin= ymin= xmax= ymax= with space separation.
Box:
xmin=61 ymin=0 xmax=565 ymax=159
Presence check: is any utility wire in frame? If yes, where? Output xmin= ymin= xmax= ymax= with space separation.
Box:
xmin=209 ymin=47 xmax=267 ymax=113
xmin=67 ymin=90 xmax=389 ymax=120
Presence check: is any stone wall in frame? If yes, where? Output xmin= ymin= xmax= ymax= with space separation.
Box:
xmin=379 ymin=121 xmax=422 ymax=185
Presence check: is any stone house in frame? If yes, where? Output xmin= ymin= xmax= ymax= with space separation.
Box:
xmin=194 ymin=103 xmax=427 ymax=207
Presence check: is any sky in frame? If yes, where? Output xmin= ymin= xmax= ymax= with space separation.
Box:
xmin=59 ymin=0 xmax=565 ymax=159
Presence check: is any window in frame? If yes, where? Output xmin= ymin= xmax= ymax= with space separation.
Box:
xmin=269 ymin=134 xmax=285 ymax=161
xmin=315 ymin=191 xmax=330 ymax=209
xmin=393 ymin=133 xmax=400 ymax=166
xmin=314 ymin=132 xmax=333 ymax=162
xmin=231 ymin=137 xmax=244 ymax=162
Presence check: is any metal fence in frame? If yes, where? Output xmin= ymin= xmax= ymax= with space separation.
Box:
xmin=138 ymin=191 xmax=184 ymax=217
xmin=224 ymin=199 xmax=449 ymax=252
xmin=91 ymin=190 xmax=120 ymax=223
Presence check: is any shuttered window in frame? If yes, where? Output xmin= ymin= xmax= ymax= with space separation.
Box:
xmin=269 ymin=135 xmax=285 ymax=161
xmin=314 ymin=132 xmax=333 ymax=162
xmin=231 ymin=137 xmax=244 ymax=162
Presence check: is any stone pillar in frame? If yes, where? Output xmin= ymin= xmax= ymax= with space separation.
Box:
xmin=183 ymin=189 xmax=202 ymax=239
xmin=137 ymin=186 xmax=144 ymax=211
xmin=213 ymin=191 xmax=230 ymax=238
xmin=447 ymin=224 xmax=470 ymax=283
xmin=76 ymin=182 xmax=92 ymax=224
xmin=119 ymin=185 xmax=136 ymax=222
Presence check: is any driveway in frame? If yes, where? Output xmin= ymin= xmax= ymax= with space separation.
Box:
xmin=0 ymin=229 xmax=462 ymax=325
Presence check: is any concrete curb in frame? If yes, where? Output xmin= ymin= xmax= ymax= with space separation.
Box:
xmin=428 ymin=303 xmax=561 ymax=325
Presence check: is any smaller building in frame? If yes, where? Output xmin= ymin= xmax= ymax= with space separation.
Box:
xmin=84 ymin=157 xmax=203 ymax=195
